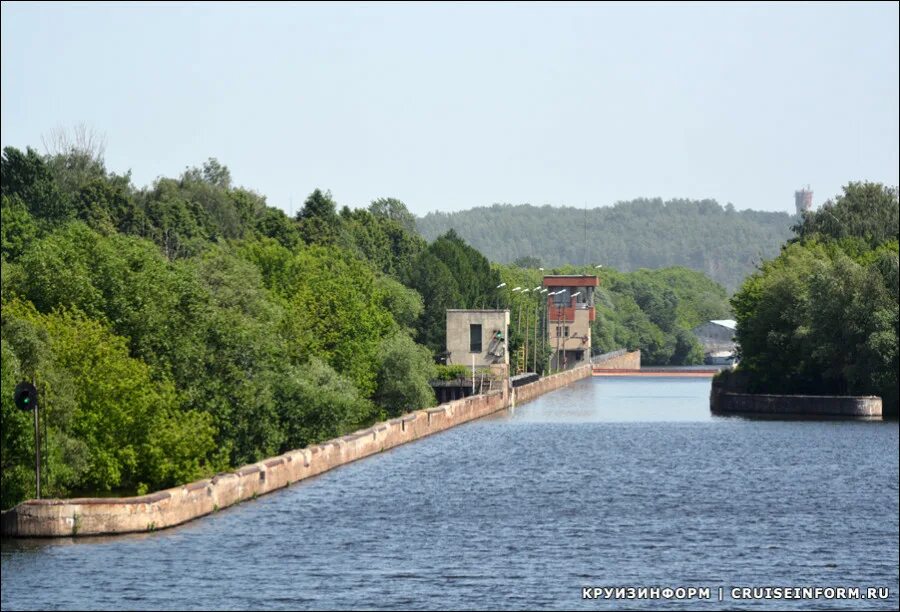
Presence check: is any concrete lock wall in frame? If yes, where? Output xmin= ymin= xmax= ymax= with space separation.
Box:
xmin=1 ymin=363 xmax=592 ymax=538
xmin=710 ymin=390 xmax=882 ymax=418
xmin=592 ymin=350 xmax=641 ymax=370
xmin=512 ymin=364 xmax=593 ymax=406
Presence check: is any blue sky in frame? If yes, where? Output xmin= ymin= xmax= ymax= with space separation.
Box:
xmin=2 ymin=2 xmax=897 ymax=216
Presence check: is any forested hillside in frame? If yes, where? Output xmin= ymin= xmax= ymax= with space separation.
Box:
xmin=417 ymin=200 xmax=794 ymax=291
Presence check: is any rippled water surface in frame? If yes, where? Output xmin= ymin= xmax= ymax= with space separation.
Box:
xmin=2 ymin=378 xmax=898 ymax=610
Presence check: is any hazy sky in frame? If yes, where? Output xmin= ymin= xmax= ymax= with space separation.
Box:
xmin=2 ymin=2 xmax=898 ymax=216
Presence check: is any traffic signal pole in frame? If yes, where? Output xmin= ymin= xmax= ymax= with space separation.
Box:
xmin=34 ymin=394 xmax=41 ymax=499
xmin=14 ymin=380 xmax=41 ymax=499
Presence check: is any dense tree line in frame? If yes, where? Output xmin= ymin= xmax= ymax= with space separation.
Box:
xmin=730 ymin=182 xmax=899 ymax=416
xmin=1 ymin=142 xmax=735 ymax=508
xmin=0 ymin=146 xmax=438 ymax=508
xmin=416 ymin=199 xmax=795 ymax=291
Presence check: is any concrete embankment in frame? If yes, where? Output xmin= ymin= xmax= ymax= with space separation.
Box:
xmin=711 ymin=391 xmax=882 ymax=418
xmin=590 ymin=351 xmax=721 ymax=377
xmin=511 ymin=364 xmax=592 ymax=406
xmin=709 ymin=372 xmax=882 ymax=418
xmin=2 ymin=364 xmax=592 ymax=538
xmin=591 ymin=350 xmax=641 ymax=372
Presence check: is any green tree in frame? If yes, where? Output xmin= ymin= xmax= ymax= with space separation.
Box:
xmin=1 ymin=195 xmax=40 ymax=261
xmin=369 ymin=197 xmax=417 ymax=234
xmin=2 ymin=300 xmax=218 ymax=506
xmin=407 ymin=231 xmax=502 ymax=353
xmin=276 ymin=358 xmax=377 ymax=451
xmin=1 ymin=146 xmax=70 ymax=222
xmin=794 ymin=182 xmax=899 ymax=246
xmin=376 ymin=275 xmax=424 ymax=334
xmin=374 ymin=332 xmax=437 ymax=417
xmin=513 ymin=255 xmax=542 ymax=269
xmin=406 ymin=251 xmax=461 ymax=353
xmin=297 ymin=189 xmax=342 ymax=245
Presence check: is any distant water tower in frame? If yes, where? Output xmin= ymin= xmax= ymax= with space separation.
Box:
xmin=794 ymin=186 xmax=813 ymax=215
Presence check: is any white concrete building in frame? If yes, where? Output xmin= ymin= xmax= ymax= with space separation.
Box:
xmin=445 ymin=309 xmax=510 ymax=367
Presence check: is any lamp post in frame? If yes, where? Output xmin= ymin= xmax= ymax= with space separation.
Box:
xmin=495 ymin=282 xmax=506 ymax=309
xmin=538 ymin=288 xmax=548 ymax=374
xmin=570 ymin=292 xmax=584 ymax=368
xmin=544 ymin=290 xmax=552 ymax=373
xmin=554 ymin=290 xmax=562 ymax=373
xmin=510 ymin=287 xmax=523 ymax=369
xmin=521 ymin=289 xmax=532 ymax=370
xmin=530 ymin=287 xmax=541 ymax=372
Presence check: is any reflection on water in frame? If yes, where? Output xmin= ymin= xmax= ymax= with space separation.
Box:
xmin=508 ymin=377 xmax=715 ymax=422
xmin=2 ymin=378 xmax=898 ymax=611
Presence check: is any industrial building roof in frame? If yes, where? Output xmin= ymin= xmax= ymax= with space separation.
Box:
xmin=709 ymin=319 xmax=737 ymax=329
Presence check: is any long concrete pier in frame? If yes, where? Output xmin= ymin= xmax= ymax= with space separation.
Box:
xmin=1 ymin=364 xmax=593 ymax=538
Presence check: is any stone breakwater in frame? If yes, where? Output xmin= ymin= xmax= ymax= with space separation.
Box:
xmin=2 ymin=364 xmax=592 ymax=537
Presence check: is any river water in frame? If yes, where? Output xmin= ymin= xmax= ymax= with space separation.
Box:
xmin=2 ymin=378 xmax=898 ymax=610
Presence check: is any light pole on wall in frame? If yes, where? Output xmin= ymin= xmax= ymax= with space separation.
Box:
xmin=569 ymin=292 xmax=582 ymax=369
xmin=520 ymin=289 xmax=531 ymax=370
xmin=554 ymin=290 xmax=564 ymax=373
xmin=532 ymin=286 xmax=541 ymax=373
xmin=534 ymin=288 xmax=549 ymax=373
xmin=510 ymin=287 xmax=522 ymax=367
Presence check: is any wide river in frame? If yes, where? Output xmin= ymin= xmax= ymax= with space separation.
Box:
xmin=2 ymin=378 xmax=898 ymax=610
